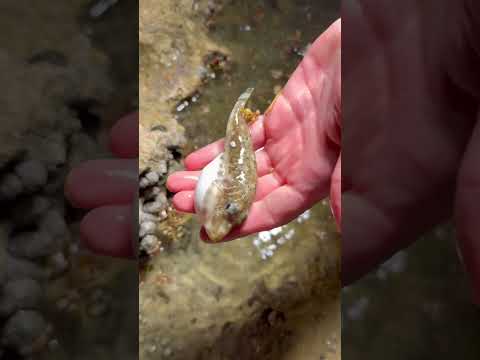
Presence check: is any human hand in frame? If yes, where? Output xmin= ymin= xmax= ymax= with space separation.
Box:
xmin=167 ymin=19 xmax=341 ymax=242
xmin=343 ymin=0 xmax=480 ymax=300
xmin=64 ymin=112 xmax=138 ymax=258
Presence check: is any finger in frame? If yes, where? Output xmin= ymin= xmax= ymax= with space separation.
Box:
xmin=455 ymin=117 xmax=480 ymax=304
xmin=166 ymin=171 xmax=201 ymax=192
xmin=184 ymin=116 xmax=266 ymax=170
xmin=65 ymin=159 xmax=137 ymax=209
xmin=109 ymin=112 xmax=139 ymax=158
xmin=330 ymin=154 xmax=341 ymax=231
xmin=172 ymin=191 xmax=195 ymax=213
xmin=255 ymin=172 xmax=283 ymax=201
xmin=255 ymin=149 xmax=274 ymax=177
xmin=80 ymin=205 xmax=134 ymax=258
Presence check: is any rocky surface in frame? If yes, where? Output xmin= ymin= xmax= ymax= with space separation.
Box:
xmin=138 ymin=0 xmax=225 ymax=261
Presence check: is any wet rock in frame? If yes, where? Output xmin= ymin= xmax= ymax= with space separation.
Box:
xmin=32 ymin=132 xmax=67 ymax=171
xmin=0 ymin=279 xmax=43 ymax=318
xmin=46 ymin=252 xmax=69 ymax=278
xmin=0 ymin=174 xmax=23 ymax=200
xmin=140 ymin=221 xmax=156 ymax=238
xmin=14 ymin=160 xmax=48 ymax=192
xmin=140 ymin=208 xmax=157 ymax=223
xmin=39 ymin=209 xmax=68 ymax=238
xmin=143 ymin=192 xmax=168 ymax=215
xmin=156 ymin=160 xmax=168 ymax=176
xmin=1 ymin=310 xmax=52 ymax=356
xmin=145 ymin=171 xmax=159 ymax=184
xmin=139 ymin=121 xmax=186 ymax=175
xmin=5 ymin=255 xmax=48 ymax=281
xmin=140 ymin=234 xmax=160 ymax=255
xmin=140 ymin=176 xmax=151 ymax=189
xmin=8 ymin=231 xmax=58 ymax=260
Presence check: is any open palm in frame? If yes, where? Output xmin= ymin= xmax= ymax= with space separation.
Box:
xmin=167 ymin=20 xmax=341 ymax=241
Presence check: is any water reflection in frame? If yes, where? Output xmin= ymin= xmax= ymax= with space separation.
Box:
xmin=252 ymin=210 xmax=312 ymax=260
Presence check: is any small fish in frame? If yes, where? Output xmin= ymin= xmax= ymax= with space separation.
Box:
xmin=195 ymin=88 xmax=257 ymax=241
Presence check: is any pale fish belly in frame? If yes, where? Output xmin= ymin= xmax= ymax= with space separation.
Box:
xmin=194 ymin=153 xmax=223 ymax=223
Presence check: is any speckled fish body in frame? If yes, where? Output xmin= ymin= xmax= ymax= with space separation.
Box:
xmin=195 ymin=88 xmax=257 ymax=241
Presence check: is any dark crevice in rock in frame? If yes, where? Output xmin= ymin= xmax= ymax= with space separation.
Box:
xmin=167 ymin=145 xmax=183 ymax=161
xmin=67 ymin=99 xmax=102 ymax=136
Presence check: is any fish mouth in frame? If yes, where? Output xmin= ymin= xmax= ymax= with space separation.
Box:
xmin=204 ymin=222 xmax=232 ymax=242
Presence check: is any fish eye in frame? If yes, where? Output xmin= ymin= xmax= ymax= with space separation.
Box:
xmin=225 ymin=202 xmax=239 ymax=215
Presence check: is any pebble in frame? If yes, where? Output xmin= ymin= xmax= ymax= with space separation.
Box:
xmin=142 ymin=201 xmax=162 ymax=214
xmin=8 ymin=231 xmax=58 ymax=260
xmin=46 ymin=252 xmax=69 ymax=278
xmin=140 ymin=210 xmax=157 ymax=223
xmin=34 ymin=132 xmax=67 ymax=171
xmin=0 ymin=174 xmax=23 ymax=200
xmin=14 ymin=160 xmax=48 ymax=192
xmin=6 ymin=254 xmax=48 ymax=281
xmin=1 ymin=310 xmax=52 ymax=356
xmin=139 ymin=177 xmax=151 ymax=189
xmin=39 ymin=209 xmax=68 ymax=238
xmin=156 ymin=160 xmax=168 ymax=176
xmin=143 ymin=193 xmax=167 ymax=214
xmin=0 ymin=279 xmax=43 ymax=318
xmin=139 ymin=221 xmax=156 ymax=237
xmin=140 ymin=235 xmax=160 ymax=254
xmin=145 ymin=171 xmax=159 ymax=184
